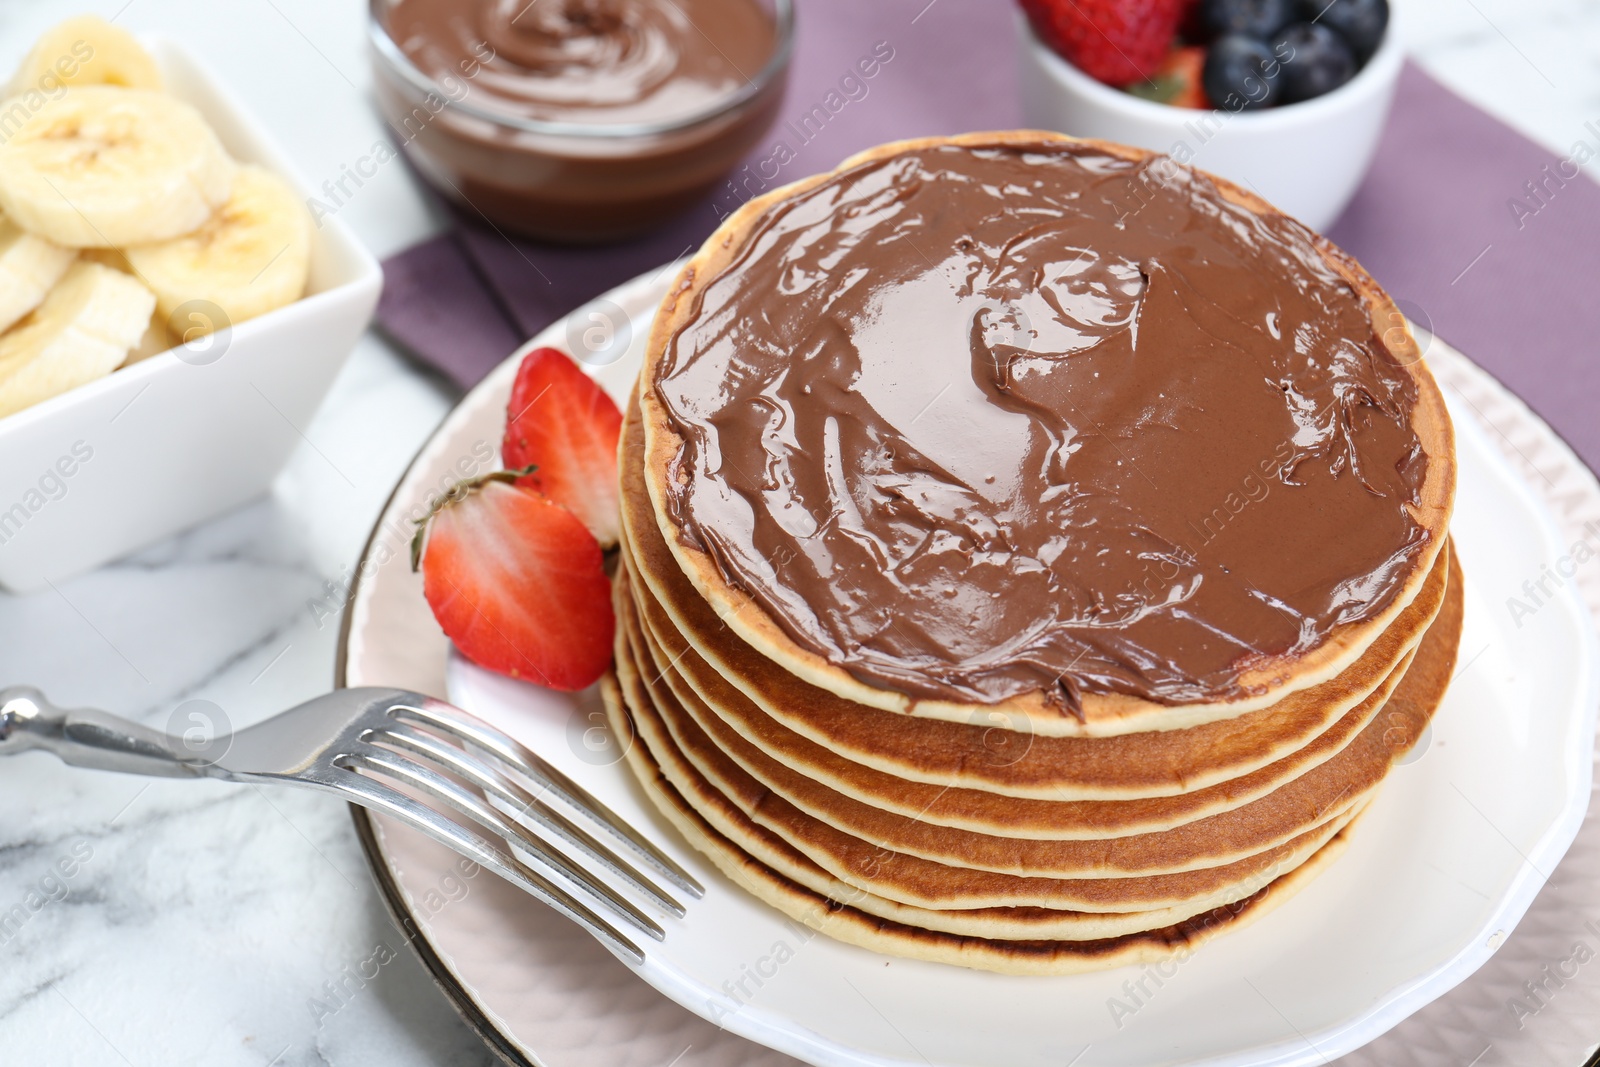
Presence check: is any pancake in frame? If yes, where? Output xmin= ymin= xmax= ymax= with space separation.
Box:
xmin=627 ymin=513 xmax=1452 ymax=837
xmin=614 ymin=596 xmax=1384 ymax=912
xmin=605 ymin=129 xmax=1464 ymax=971
xmin=605 ymin=673 xmax=1366 ymax=972
xmin=637 ymin=132 xmax=1456 ymax=737
xmin=634 ymin=559 xmax=1424 ymax=845
xmin=606 ymin=668 xmax=1364 ymax=939
xmin=621 ymin=393 xmax=1451 ymax=803
xmin=619 ymin=558 xmax=1461 ymax=885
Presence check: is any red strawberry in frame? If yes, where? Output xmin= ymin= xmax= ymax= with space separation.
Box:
xmin=414 ymin=473 xmax=614 ymax=691
xmin=1020 ymin=0 xmax=1190 ymax=87
xmin=1126 ymin=45 xmax=1212 ymax=108
xmin=1162 ymin=46 xmax=1211 ymax=108
xmin=503 ymin=347 xmax=623 ymax=547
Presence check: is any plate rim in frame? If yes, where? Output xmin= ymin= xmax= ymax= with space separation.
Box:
xmin=337 ymin=267 xmax=1600 ymax=1067
xmin=333 ymin=414 xmax=540 ymax=1067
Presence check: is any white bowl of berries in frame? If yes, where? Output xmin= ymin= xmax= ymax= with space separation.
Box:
xmin=1017 ymin=0 xmax=1402 ymax=231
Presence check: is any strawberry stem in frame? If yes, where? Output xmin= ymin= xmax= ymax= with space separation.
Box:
xmin=410 ymin=465 xmax=537 ymax=572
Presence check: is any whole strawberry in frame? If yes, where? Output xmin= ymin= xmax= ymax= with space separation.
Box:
xmin=1020 ymin=0 xmax=1190 ymax=87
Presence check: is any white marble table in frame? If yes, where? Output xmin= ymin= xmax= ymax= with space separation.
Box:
xmin=0 ymin=1 xmax=1596 ymax=1065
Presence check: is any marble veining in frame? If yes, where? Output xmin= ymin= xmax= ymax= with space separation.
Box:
xmin=0 ymin=0 xmax=1597 ymax=1064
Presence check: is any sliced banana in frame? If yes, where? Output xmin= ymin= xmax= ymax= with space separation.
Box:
xmin=121 ymin=310 xmax=175 ymax=366
xmin=0 ymin=261 xmax=155 ymax=419
xmin=0 ymin=215 xmax=77 ymax=332
xmin=0 ymin=87 xmax=235 ymax=248
xmin=8 ymin=15 xmax=163 ymax=96
xmin=79 ymin=246 xmax=134 ymax=273
xmin=126 ymin=164 xmax=310 ymax=333
xmin=82 ymin=249 xmax=175 ymax=364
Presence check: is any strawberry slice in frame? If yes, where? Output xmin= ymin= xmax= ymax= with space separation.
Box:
xmin=503 ymin=347 xmax=623 ymax=547
xmin=413 ymin=472 xmax=614 ymax=691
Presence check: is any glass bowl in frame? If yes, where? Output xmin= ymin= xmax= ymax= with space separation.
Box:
xmin=368 ymin=0 xmax=794 ymax=243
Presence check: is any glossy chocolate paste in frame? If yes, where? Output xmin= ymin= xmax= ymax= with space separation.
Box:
xmin=654 ymin=142 xmax=1430 ymax=708
xmin=375 ymin=0 xmax=784 ymax=241
xmin=386 ymin=0 xmax=775 ymax=127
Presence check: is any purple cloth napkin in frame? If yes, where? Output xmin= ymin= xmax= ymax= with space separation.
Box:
xmin=1324 ymin=63 xmax=1600 ymax=470
xmin=376 ymin=0 xmax=1600 ymax=473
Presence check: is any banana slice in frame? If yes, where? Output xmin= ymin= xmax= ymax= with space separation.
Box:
xmin=8 ymin=16 xmax=162 ymax=95
xmin=0 ymin=87 xmax=235 ymax=248
xmin=126 ymin=164 xmax=310 ymax=333
xmin=0 ymin=261 xmax=155 ymax=419
xmin=79 ymin=246 xmax=134 ymax=274
xmin=0 ymin=215 xmax=77 ymax=332
xmin=78 ymin=248 xmax=173 ymax=362
xmin=121 ymin=310 xmax=176 ymax=366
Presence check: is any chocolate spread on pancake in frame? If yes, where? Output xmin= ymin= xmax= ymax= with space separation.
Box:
xmin=653 ymin=141 xmax=1430 ymax=708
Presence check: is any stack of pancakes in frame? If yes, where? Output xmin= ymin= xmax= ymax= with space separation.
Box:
xmin=603 ymin=133 xmax=1460 ymax=975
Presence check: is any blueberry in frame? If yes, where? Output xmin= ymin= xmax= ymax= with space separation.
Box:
xmin=1199 ymin=0 xmax=1296 ymax=41
xmin=1202 ymin=34 xmax=1284 ymax=110
xmin=1274 ymin=22 xmax=1355 ymax=102
xmin=1298 ymin=0 xmax=1388 ymax=63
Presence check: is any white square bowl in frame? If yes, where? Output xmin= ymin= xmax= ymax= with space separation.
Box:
xmin=0 ymin=36 xmax=383 ymax=593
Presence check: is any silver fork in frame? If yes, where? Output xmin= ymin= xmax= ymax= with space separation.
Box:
xmin=0 ymin=685 xmax=700 ymax=964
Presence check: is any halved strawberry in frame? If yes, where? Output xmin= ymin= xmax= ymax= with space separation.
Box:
xmin=413 ymin=472 xmax=614 ymax=691
xmin=503 ymin=347 xmax=623 ymax=547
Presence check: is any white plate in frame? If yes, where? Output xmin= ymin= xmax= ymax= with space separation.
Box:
xmin=340 ymin=266 xmax=1599 ymax=1067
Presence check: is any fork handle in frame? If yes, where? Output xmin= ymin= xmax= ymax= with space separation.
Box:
xmin=0 ymin=687 xmax=203 ymax=779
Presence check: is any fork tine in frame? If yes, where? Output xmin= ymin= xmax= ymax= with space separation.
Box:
xmin=343 ymin=748 xmax=666 ymax=941
xmin=329 ymin=768 xmax=645 ymax=965
xmin=392 ymin=700 xmax=704 ymax=898
xmin=371 ymin=722 xmax=685 ymax=918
